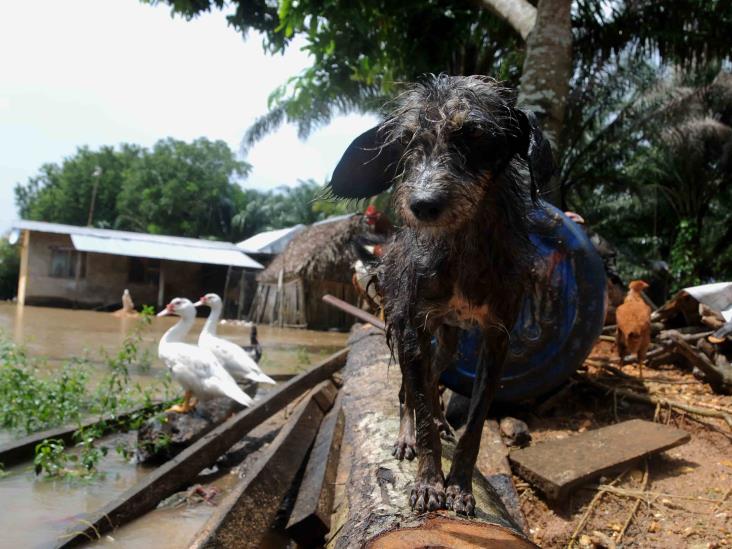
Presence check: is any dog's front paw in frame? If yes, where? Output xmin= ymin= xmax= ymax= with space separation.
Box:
xmin=445 ymin=483 xmax=476 ymax=516
xmin=410 ymin=479 xmax=445 ymax=513
xmin=392 ymin=434 xmax=416 ymax=461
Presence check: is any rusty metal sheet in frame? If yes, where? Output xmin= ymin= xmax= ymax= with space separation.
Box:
xmin=508 ymin=419 xmax=690 ymax=500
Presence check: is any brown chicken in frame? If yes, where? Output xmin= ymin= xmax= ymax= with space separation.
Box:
xmin=615 ymin=280 xmax=652 ymax=377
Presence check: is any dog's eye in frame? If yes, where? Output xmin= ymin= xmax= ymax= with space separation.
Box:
xmin=464 ymin=126 xmax=484 ymax=139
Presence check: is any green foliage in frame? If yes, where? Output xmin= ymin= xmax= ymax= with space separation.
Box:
xmin=0 ymin=345 xmax=90 ymax=434
xmin=669 ymin=219 xmax=701 ymax=289
xmin=0 ymin=240 xmax=20 ymax=300
xmin=231 ymin=179 xmax=363 ymax=236
xmin=33 ymin=439 xmax=69 ymax=478
xmin=15 ymin=144 xmax=142 ymax=229
xmin=116 ymin=138 xmax=250 ymax=237
xmin=16 ymin=139 xmax=358 ymax=243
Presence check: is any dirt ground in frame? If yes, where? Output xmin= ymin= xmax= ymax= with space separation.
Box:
xmin=514 ymin=340 xmax=732 ymax=548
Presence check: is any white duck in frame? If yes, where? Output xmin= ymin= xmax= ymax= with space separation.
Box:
xmin=157 ymin=297 xmax=254 ymax=413
xmin=194 ymin=293 xmax=276 ymax=385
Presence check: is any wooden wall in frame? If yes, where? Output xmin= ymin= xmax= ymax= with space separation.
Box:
xmin=249 ymin=277 xmax=358 ymax=331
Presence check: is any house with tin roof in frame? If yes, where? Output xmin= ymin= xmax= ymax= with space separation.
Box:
xmin=9 ymin=220 xmax=263 ymax=312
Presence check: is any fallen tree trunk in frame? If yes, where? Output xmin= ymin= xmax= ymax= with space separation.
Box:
xmin=328 ymin=325 xmax=535 ymax=548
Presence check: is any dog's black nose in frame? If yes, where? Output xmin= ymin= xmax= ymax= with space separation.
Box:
xmin=409 ymin=196 xmax=443 ymax=222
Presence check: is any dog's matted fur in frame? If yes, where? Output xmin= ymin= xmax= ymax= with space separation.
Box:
xmin=329 ymin=74 xmax=553 ymax=515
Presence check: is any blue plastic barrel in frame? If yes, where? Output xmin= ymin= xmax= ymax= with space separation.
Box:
xmin=439 ymin=203 xmax=607 ymax=402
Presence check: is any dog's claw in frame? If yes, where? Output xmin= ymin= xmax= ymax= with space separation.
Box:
xmin=445 ymin=484 xmax=476 ymax=516
xmin=410 ymin=481 xmax=445 ymax=513
xmin=392 ymin=437 xmax=416 ymax=461
xmin=437 ymin=423 xmax=456 ymax=442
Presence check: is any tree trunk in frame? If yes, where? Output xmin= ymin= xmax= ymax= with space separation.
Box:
xmin=327 ymin=326 xmax=534 ymax=548
xmin=480 ymin=0 xmax=537 ymax=40
xmin=517 ymin=0 xmax=573 ymax=205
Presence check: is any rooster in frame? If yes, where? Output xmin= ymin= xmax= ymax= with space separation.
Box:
xmin=616 ymin=280 xmax=652 ymax=377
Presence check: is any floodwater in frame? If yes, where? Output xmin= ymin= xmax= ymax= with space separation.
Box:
xmin=0 ymin=303 xmax=347 ymax=375
xmin=0 ymin=304 xmax=347 ymax=547
xmin=0 ymin=431 xmax=155 ymax=549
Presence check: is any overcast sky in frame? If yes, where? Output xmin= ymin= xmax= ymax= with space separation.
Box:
xmin=0 ymin=0 xmax=378 ymax=232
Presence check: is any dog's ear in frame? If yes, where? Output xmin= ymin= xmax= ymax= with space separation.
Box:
xmin=516 ymin=110 xmax=555 ymax=201
xmin=328 ymin=126 xmax=402 ymax=199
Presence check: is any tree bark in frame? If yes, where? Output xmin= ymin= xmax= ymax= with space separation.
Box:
xmin=517 ymin=0 xmax=573 ymax=205
xmin=480 ymin=0 xmax=537 ymax=40
xmin=327 ymin=326 xmax=534 ymax=548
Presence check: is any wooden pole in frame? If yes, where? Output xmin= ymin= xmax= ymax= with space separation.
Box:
xmin=277 ymin=268 xmax=284 ymax=327
xmin=17 ymin=230 xmax=29 ymax=306
xmin=157 ymin=263 xmax=165 ymax=310
xmin=322 ymin=293 xmax=385 ymax=331
xmin=222 ymin=265 xmax=232 ymax=318
xmin=327 ymin=326 xmax=535 ymax=548
xmin=236 ymin=268 xmax=246 ymax=320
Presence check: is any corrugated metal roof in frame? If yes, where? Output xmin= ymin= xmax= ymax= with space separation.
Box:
xmin=12 ymin=220 xmax=263 ymax=270
xmin=237 ymin=225 xmax=306 ymax=254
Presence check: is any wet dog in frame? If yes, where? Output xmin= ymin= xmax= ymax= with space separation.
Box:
xmin=329 ymin=74 xmax=553 ymax=515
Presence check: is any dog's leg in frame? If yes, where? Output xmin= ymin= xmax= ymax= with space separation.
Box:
xmin=401 ymin=327 xmax=445 ymax=512
xmin=393 ymin=376 xmax=416 ymax=460
xmin=445 ymin=331 xmax=508 ymax=515
xmin=431 ymin=325 xmax=459 ymax=441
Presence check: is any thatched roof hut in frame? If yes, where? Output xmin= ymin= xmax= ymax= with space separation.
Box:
xmin=249 ymin=215 xmax=362 ymax=330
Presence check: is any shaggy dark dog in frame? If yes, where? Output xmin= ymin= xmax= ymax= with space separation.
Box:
xmin=329 ymin=74 xmax=553 ymax=515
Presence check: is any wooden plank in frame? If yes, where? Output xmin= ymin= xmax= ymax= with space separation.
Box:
xmin=509 ymin=419 xmax=690 ymax=500
xmin=56 ymin=348 xmax=349 ymax=548
xmin=322 ymin=293 xmax=385 ymax=331
xmin=190 ymin=381 xmax=336 ymax=548
xmin=286 ymin=393 xmax=345 ymax=546
xmin=0 ymin=403 xmax=167 ymax=468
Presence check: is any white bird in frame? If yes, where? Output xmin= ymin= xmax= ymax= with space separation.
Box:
xmin=194 ymin=293 xmax=276 ymax=385
xmin=157 ymin=297 xmax=254 ymax=413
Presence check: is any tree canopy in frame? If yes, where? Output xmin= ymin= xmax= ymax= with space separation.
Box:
xmin=146 ymin=0 xmax=732 ymax=144
xmin=15 ymin=138 xmax=358 ymax=242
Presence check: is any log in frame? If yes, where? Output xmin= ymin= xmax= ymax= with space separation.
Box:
xmin=190 ymin=380 xmax=338 ymax=548
xmin=56 ymin=348 xmax=348 ymax=548
xmin=328 ymin=326 xmax=534 ymax=548
xmin=136 ymin=396 xmax=247 ymax=463
xmin=667 ymin=332 xmax=732 ymax=393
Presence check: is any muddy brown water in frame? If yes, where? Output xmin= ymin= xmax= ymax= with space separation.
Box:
xmin=0 ymin=303 xmax=347 ymax=547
